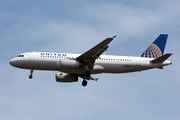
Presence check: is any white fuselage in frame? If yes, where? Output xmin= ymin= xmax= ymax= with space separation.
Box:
xmin=10 ymin=52 xmax=172 ymax=74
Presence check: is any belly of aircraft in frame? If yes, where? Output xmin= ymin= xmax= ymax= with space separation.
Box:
xmin=97 ymin=63 xmax=152 ymax=73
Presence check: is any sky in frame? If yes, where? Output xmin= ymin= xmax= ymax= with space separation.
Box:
xmin=0 ymin=0 xmax=180 ymax=120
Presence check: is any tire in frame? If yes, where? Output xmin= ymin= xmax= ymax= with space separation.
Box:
xmin=29 ymin=75 xmax=33 ymax=79
xmin=82 ymin=80 xmax=87 ymax=86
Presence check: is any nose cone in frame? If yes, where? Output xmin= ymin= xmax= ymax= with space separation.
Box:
xmin=9 ymin=59 xmax=16 ymax=67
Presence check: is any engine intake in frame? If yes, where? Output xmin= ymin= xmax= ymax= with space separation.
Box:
xmin=56 ymin=73 xmax=78 ymax=83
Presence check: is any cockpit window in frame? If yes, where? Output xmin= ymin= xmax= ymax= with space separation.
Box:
xmin=18 ymin=55 xmax=24 ymax=57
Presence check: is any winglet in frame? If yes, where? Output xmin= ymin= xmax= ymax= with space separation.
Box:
xmin=151 ymin=53 xmax=172 ymax=63
xmin=112 ymin=35 xmax=117 ymax=39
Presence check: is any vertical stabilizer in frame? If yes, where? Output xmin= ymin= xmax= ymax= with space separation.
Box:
xmin=140 ymin=34 xmax=168 ymax=58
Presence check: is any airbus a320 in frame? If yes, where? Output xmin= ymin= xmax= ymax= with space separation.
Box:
xmin=9 ymin=34 xmax=172 ymax=86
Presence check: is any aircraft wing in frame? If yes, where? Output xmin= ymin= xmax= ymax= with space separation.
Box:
xmin=76 ymin=36 xmax=116 ymax=65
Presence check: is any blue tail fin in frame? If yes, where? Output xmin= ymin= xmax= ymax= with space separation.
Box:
xmin=140 ymin=34 xmax=168 ymax=58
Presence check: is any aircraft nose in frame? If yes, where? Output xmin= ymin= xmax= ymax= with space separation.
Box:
xmin=9 ymin=59 xmax=16 ymax=66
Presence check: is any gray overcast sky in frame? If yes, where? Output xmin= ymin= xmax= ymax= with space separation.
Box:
xmin=0 ymin=0 xmax=180 ymax=120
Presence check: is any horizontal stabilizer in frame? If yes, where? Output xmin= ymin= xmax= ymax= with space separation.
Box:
xmin=151 ymin=53 xmax=172 ymax=63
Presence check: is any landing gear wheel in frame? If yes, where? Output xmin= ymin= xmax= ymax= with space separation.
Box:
xmin=29 ymin=68 xmax=33 ymax=79
xmin=29 ymin=75 xmax=33 ymax=79
xmin=82 ymin=80 xmax=88 ymax=87
xmin=86 ymin=71 xmax=91 ymax=77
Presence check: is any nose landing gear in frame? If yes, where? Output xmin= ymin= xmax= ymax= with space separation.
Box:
xmin=29 ymin=69 xmax=33 ymax=79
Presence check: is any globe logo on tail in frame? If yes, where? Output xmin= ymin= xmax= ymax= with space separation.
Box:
xmin=141 ymin=44 xmax=162 ymax=58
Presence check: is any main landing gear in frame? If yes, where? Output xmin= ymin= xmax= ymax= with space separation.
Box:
xmin=29 ymin=69 xmax=33 ymax=79
xmin=82 ymin=71 xmax=91 ymax=87
xmin=85 ymin=71 xmax=90 ymax=77
xmin=82 ymin=79 xmax=88 ymax=87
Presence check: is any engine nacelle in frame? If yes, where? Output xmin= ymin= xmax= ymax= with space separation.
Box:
xmin=56 ymin=73 xmax=78 ymax=83
xmin=59 ymin=59 xmax=80 ymax=68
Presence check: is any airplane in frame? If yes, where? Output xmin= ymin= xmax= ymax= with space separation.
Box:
xmin=9 ymin=34 xmax=172 ymax=86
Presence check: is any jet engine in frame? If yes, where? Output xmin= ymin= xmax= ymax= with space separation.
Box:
xmin=59 ymin=59 xmax=80 ymax=68
xmin=55 ymin=73 xmax=78 ymax=83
